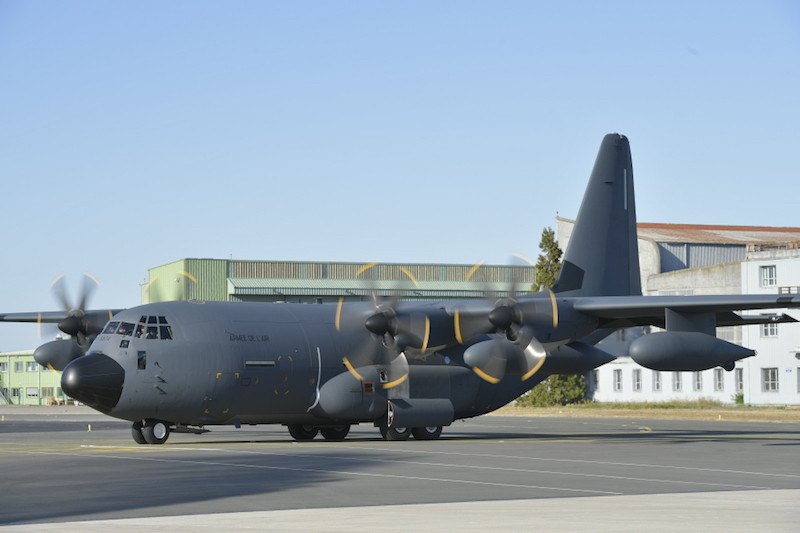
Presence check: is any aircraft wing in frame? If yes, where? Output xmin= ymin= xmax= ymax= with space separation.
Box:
xmin=0 ymin=311 xmax=75 ymax=324
xmin=573 ymin=294 xmax=800 ymax=329
xmin=0 ymin=310 xmax=123 ymax=324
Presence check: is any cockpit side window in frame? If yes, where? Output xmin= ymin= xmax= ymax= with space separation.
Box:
xmin=117 ymin=322 xmax=136 ymax=336
xmin=103 ymin=321 xmax=120 ymax=335
xmin=159 ymin=325 xmax=173 ymax=340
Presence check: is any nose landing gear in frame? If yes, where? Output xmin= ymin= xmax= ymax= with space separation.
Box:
xmin=132 ymin=419 xmax=171 ymax=444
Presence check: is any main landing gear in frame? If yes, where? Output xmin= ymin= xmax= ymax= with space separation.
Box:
xmin=287 ymin=424 xmax=351 ymax=441
xmin=376 ymin=419 xmax=443 ymax=441
xmin=286 ymin=422 xmax=444 ymax=441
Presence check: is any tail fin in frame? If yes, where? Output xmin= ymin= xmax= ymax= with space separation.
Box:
xmin=551 ymin=133 xmax=641 ymax=297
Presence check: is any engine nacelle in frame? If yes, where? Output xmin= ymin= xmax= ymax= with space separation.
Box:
xmin=629 ymin=331 xmax=755 ymax=371
xmin=33 ymin=339 xmax=84 ymax=371
xmin=539 ymin=341 xmax=616 ymax=374
xmin=312 ymin=366 xmax=387 ymax=421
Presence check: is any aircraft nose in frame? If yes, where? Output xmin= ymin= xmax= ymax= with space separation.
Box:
xmin=61 ymin=353 xmax=125 ymax=413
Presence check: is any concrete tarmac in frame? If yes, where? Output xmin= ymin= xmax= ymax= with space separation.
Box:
xmin=1 ymin=406 xmax=799 ymax=531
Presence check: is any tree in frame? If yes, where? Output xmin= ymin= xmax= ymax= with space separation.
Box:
xmin=532 ymin=227 xmax=562 ymax=292
xmin=516 ymin=374 xmax=586 ymax=407
xmin=517 ymin=227 xmax=587 ymax=407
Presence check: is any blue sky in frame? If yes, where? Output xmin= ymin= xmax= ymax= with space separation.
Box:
xmin=1 ymin=1 xmax=799 ymax=351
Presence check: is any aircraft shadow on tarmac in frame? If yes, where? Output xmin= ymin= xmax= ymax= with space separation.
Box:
xmin=2 ymin=445 xmax=395 ymax=525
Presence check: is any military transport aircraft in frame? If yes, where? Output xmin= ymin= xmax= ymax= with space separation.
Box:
xmin=2 ymin=134 xmax=799 ymax=444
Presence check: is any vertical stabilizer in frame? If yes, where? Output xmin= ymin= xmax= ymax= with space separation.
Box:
xmin=552 ymin=133 xmax=641 ymax=297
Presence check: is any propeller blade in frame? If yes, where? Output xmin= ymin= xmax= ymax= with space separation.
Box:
xmin=453 ymin=306 xmax=494 ymax=344
xmin=463 ymin=338 xmax=517 ymax=383
xmin=520 ymin=336 xmax=548 ymax=381
xmin=78 ymin=272 xmax=100 ymax=311
xmin=49 ymin=273 xmax=70 ymax=313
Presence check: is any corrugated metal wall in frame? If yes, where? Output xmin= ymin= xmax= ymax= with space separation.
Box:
xmin=228 ymin=260 xmax=534 ymax=283
xmin=144 ymin=259 xmax=228 ymax=303
xmin=659 ymin=243 xmax=746 ymax=273
xmin=144 ymin=259 xmax=536 ymax=304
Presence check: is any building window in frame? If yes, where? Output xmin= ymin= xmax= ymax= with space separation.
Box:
xmin=693 ymin=372 xmax=703 ymax=391
xmin=714 ymin=368 xmax=725 ymax=392
xmin=672 ymin=372 xmax=682 ymax=392
xmin=761 ymin=321 xmax=778 ymax=337
xmin=11 ymin=388 xmax=19 ymax=398
xmin=762 ymin=368 xmax=779 ymax=392
xmin=760 ymin=265 xmax=777 ymax=288
xmin=735 ymin=368 xmax=744 ymax=393
xmin=14 ymin=362 xmax=23 ymax=373
xmin=653 ymin=371 xmax=662 ymax=392
xmin=592 ymin=370 xmax=599 ymax=391
xmin=26 ymin=387 xmax=38 ymax=398
xmin=41 ymin=387 xmax=54 ymax=398
xmin=26 ymin=361 xmax=38 ymax=372
xmin=613 ymin=369 xmax=623 ymax=392
xmin=632 ymin=369 xmax=642 ymax=392
xmin=0 ymin=362 xmax=7 ymax=372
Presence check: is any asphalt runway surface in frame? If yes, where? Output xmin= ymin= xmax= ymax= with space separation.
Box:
xmin=1 ymin=407 xmax=799 ymax=531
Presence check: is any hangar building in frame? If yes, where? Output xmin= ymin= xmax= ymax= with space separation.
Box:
xmin=141 ymin=259 xmax=536 ymax=304
xmin=556 ymin=218 xmax=800 ymax=406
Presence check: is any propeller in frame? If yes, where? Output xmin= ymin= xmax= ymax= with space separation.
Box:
xmin=333 ymin=263 xmax=421 ymax=389
xmin=50 ymin=272 xmax=106 ymax=349
xmin=458 ymin=255 xmax=555 ymax=383
xmin=33 ymin=273 xmax=113 ymax=371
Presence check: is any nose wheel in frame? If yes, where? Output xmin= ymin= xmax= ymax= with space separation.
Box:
xmin=132 ymin=419 xmax=171 ymax=444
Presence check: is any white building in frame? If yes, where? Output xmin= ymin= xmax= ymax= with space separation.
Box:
xmin=556 ymin=219 xmax=800 ymax=405
xmin=740 ymin=248 xmax=800 ymax=404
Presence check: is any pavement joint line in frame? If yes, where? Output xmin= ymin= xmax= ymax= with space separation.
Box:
xmin=86 ymin=444 xmax=776 ymax=489
xmin=2 ymin=448 xmax=625 ymax=496
xmin=75 ymin=444 xmax=774 ymax=490
xmin=308 ymin=443 xmax=800 ymax=479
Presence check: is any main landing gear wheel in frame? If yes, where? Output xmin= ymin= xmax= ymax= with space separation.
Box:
xmin=131 ymin=421 xmax=147 ymax=444
xmin=288 ymin=424 xmax=319 ymax=440
xmin=142 ymin=419 xmax=170 ymax=445
xmin=320 ymin=425 xmax=351 ymax=440
xmin=411 ymin=426 xmax=443 ymax=440
xmin=378 ymin=420 xmax=411 ymax=441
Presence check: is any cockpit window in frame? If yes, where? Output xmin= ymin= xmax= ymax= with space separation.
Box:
xmin=117 ymin=322 xmax=136 ymax=336
xmin=120 ymin=316 xmax=174 ymax=340
xmin=100 ymin=321 xmax=137 ymax=336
